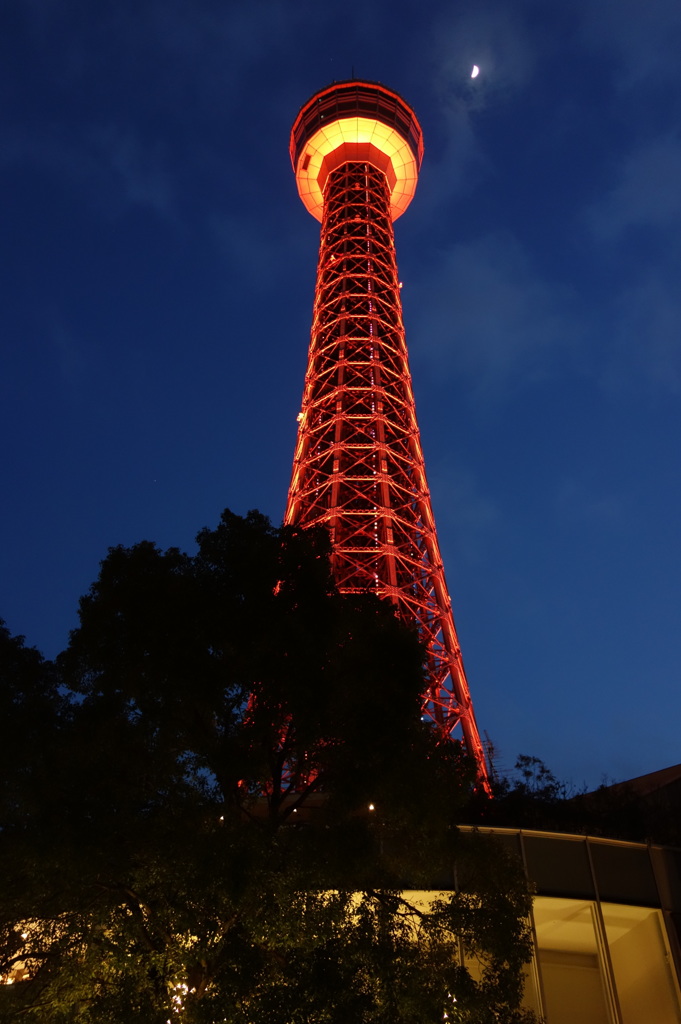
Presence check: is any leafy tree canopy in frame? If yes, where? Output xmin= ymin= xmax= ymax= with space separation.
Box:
xmin=0 ymin=510 xmax=536 ymax=1023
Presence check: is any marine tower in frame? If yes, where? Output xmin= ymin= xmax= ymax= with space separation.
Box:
xmin=286 ymin=81 xmax=489 ymax=789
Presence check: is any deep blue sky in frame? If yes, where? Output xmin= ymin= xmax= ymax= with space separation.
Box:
xmin=2 ymin=0 xmax=680 ymax=788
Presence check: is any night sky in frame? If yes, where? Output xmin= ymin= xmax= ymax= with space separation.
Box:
xmin=2 ymin=0 xmax=680 ymax=789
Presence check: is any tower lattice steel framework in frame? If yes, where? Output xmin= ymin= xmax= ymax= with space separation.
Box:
xmin=285 ymin=81 xmax=490 ymax=789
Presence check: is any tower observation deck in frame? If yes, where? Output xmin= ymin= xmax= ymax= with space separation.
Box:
xmin=285 ymin=81 xmax=490 ymax=790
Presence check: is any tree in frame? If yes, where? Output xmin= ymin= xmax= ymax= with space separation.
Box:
xmin=0 ymin=510 xmax=537 ymax=1023
xmin=477 ymin=753 xmax=681 ymax=847
xmin=0 ymin=621 xmax=61 ymax=828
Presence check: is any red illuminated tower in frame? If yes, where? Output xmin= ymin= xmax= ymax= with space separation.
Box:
xmin=286 ymin=81 xmax=490 ymax=789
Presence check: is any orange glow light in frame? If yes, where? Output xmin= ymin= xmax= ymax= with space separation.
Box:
xmin=294 ymin=116 xmax=419 ymax=222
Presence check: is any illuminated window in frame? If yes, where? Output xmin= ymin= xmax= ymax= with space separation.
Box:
xmin=532 ymin=898 xmax=611 ymax=1024
xmin=602 ymin=902 xmax=681 ymax=1023
xmin=525 ymin=896 xmax=681 ymax=1024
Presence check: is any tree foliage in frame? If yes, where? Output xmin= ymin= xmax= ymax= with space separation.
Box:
xmin=0 ymin=511 xmax=537 ymax=1023
xmin=480 ymin=753 xmax=681 ymax=847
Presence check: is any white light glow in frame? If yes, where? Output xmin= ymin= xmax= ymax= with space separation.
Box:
xmin=471 ymin=65 xmax=480 ymax=78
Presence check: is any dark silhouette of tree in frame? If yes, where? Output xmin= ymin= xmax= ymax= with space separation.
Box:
xmin=0 ymin=511 xmax=537 ymax=1023
xmin=0 ymin=621 xmax=61 ymax=827
xmin=476 ymin=753 xmax=681 ymax=847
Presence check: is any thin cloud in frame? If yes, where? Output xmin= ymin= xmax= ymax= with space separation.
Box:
xmin=429 ymin=0 xmax=537 ymax=113
xmin=49 ymin=322 xmax=93 ymax=394
xmin=410 ymin=0 xmax=541 ymax=219
xmin=429 ymin=465 xmax=501 ymax=563
xmin=410 ymin=233 xmax=581 ymax=398
xmin=89 ymin=126 xmax=175 ymax=218
xmin=605 ymin=277 xmax=681 ymax=394
xmin=1 ymin=124 xmax=175 ymax=221
xmin=3 ymin=1 xmax=326 ymax=221
xmin=586 ymin=134 xmax=681 ymax=395
xmin=210 ymin=208 xmax=315 ymax=293
xmin=579 ymin=0 xmax=681 ymax=89
xmin=589 ymin=133 xmax=681 ymax=238
xmin=553 ymin=478 xmax=624 ymax=529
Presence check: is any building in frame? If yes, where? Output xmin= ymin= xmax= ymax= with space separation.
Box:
xmin=472 ymin=825 xmax=681 ymax=1022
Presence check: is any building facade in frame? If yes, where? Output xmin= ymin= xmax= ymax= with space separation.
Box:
xmin=463 ymin=827 xmax=681 ymax=1022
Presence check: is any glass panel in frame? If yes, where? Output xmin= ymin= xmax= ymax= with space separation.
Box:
xmin=602 ymin=903 xmax=681 ymax=1024
xmin=533 ymin=897 xmax=612 ymax=1024
xmin=519 ymin=959 xmax=543 ymax=1018
xmin=524 ymin=836 xmax=595 ymax=898
xmin=590 ymin=842 xmax=659 ymax=905
xmin=488 ymin=831 xmax=522 ymax=860
xmin=652 ymin=848 xmax=681 ymax=912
